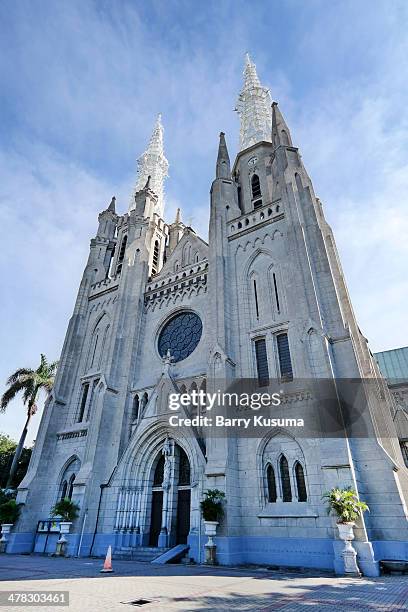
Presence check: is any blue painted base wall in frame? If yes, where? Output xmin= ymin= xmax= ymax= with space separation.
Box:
xmin=7 ymin=532 xmax=408 ymax=576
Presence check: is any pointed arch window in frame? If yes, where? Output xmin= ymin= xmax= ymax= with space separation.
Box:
xmin=132 ymin=395 xmax=140 ymax=421
xmin=116 ymin=234 xmax=127 ymax=275
xmin=118 ymin=235 xmax=127 ymax=262
xmin=253 ymin=278 xmax=260 ymax=319
xmin=277 ymin=333 xmax=293 ymax=381
xmin=77 ymin=383 xmax=89 ymax=423
xmin=266 ymin=464 xmax=277 ymax=503
xmin=141 ymin=392 xmax=148 ymax=413
xmin=254 ymin=338 xmax=269 ymax=387
xmin=60 ymin=480 xmax=68 ymax=501
xmin=152 ymin=240 xmax=160 ymax=275
xmin=295 ymin=462 xmax=307 ymax=501
xmin=272 ymin=272 xmax=280 ymax=313
xmin=58 ymin=457 xmax=80 ymax=507
xmin=68 ymin=474 xmax=76 ymax=500
xmin=251 ymin=174 xmax=261 ymax=199
xmin=280 ymin=455 xmax=292 ymax=502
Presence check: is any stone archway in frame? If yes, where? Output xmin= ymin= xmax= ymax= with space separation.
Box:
xmin=113 ymin=427 xmax=203 ymax=552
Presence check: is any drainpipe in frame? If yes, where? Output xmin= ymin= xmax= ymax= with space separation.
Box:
xmin=76 ymin=510 xmax=88 ymax=557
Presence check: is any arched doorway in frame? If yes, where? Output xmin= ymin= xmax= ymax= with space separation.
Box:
xmin=148 ymin=440 xmax=191 ymax=547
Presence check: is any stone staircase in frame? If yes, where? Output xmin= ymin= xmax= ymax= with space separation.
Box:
xmin=114 ymin=546 xmax=169 ymax=562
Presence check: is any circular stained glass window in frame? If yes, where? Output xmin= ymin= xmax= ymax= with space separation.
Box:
xmin=158 ymin=311 xmax=202 ymax=363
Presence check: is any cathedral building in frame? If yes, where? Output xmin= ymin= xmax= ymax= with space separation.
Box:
xmin=10 ymin=55 xmax=408 ymax=574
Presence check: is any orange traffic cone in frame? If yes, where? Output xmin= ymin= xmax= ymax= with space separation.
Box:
xmin=100 ymin=545 xmax=113 ymax=573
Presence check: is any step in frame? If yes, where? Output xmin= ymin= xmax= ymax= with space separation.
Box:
xmin=114 ymin=547 xmax=170 ymax=562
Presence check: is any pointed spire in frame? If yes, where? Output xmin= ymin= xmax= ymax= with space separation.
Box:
xmin=216 ymin=132 xmax=231 ymax=179
xmin=107 ymin=196 xmax=116 ymax=213
xmin=175 ymin=207 xmax=182 ymax=224
xmin=243 ymin=53 xmax=261 ymax=89
xmin=271 ymin=102 xmax=293 ymax=148
xmin=236 ymin=54 xmax=272 ymax=151
xmin=129 ymin=114 xmax=169 ymax=216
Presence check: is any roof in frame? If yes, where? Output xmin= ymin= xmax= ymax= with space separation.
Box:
xmin=374 ymin=346 xmax=408 ymax=382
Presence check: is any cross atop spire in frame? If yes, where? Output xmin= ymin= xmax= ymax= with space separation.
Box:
xmin=129 ymin=114 xmax=169 ymax=216
xmin=236 ymin=54 xmax=272 ymax=151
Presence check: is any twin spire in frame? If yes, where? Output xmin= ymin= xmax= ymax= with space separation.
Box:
xmin=236 ymin=53 xmax=272 ymax=151
xmin=129 ymin=113 xmax=169 ymax=216
xmin=128 ymin=56 xmax=290 ymax=215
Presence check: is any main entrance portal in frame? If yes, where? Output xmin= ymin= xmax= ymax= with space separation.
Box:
xmin=149 ymin=440 xmax=191 ymax=547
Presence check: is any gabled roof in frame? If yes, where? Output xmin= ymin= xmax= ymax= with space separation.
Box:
xmin=158 ymin=228 xmax=208 ymax=278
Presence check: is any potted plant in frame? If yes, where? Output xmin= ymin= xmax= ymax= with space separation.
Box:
xmin=323 ymin=487 xmax=369 ymax=532
xmin=200 ymin=489 xmax=225 ymax=540
xmin=50 ymin=497 xmax=79 ymax=533
xmin=0 ymin=500 xmax=20 ymax=553
xmin=323 ymin=487 xmax=369 ymax=576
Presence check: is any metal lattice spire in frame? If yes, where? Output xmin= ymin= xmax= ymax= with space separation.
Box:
xmin=129 ymin=114 xmax=169 ymax=216
xmin=236 ymin=54 xmax=272 ymax=151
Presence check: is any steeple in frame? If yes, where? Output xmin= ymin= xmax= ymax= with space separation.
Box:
xmin=235 ymin=54 xmax=272 ymax=151
xmin=271 ymin=102 xmax=293 ymax=148
xmin=216 ymin=132 xmax=231 ymax=179
xmin=129 ymin=114 xmax=169 ymax=217
xmin=167 ymin=207 xmax=185 ymax=254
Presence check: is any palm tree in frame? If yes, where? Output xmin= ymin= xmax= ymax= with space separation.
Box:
xmin=1 ymin=354 xmax=58 ymax=489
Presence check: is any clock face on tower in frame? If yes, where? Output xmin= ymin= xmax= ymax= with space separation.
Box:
xmin=158 ymin=311 xmax=203 ymax=363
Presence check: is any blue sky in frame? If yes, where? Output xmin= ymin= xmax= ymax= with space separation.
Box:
xmin=1 ymin=0 xmax=408 ymax=444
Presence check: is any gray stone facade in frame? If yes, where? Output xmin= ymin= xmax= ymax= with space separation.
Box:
xmin=8 ymin=61 xmax=408 ymax=574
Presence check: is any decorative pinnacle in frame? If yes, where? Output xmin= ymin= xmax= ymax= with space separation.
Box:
xmin=129 ymin=114 xmax=169 ymax=216
xmin=107 ymin=196 xmax=116 ymax=213
xmin=271 ymin=102 xmax=293 ymax=148
xmin=216 ymin=131 xmax=231 ymax=179
xmin=236 ymin=54 xmax=272 ymax=151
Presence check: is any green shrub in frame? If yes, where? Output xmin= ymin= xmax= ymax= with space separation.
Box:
xmin=50 ymin=498 xmax=79 ymax=522
xmin=323 ymin=487 xmax=369 ymax=524
xmin=0 ymin=499 xmax=20 ymax=524
xmin=200 ymin=489 xmax=225 ymax=522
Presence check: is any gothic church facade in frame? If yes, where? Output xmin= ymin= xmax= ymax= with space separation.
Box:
xmin=10 ymin=56 xmax=408 ymax=574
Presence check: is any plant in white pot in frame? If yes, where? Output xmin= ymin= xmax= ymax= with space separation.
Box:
xmin=50 ymin=498 xmax=79 ymax=556
xmin=0 ymin=500 xmax=20 ymax=553
xmin=200 ymin=489 xmax=225 ymax=565
xmin=323 ymin=487 xmax=369 ymax=576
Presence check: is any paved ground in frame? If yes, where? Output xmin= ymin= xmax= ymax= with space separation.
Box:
xmin=0 ymin=555 xmax=407 ymax=611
